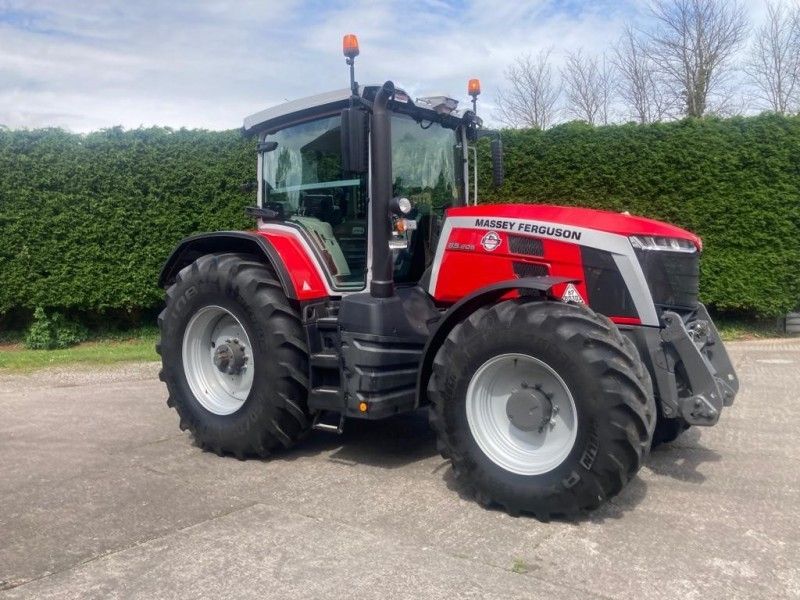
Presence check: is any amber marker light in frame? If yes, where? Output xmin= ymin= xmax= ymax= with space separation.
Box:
xmin=468 ymin=78 xmax=481 ymax=97
xmin=343 ymin=34 xmax=360 ymax=58
xmin=358 ymin=401 xmax=368 ymax=413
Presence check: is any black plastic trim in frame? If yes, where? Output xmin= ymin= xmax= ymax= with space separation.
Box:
xmin=581 ymin=246 xmax=638 ymax=318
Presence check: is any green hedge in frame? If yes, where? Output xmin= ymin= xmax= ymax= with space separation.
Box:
xmin=0 ymin=127 xmax=252 ymax=322
xmin=0 ymin=115 xmax=798 ymax=323
xmin=478 ymin=115 xmax=800 ymax=316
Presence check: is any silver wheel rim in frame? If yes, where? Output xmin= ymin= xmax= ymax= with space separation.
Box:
xmin=182 ymin=305 xmax=254 ymax=416
xmin=466 ymin=353 xmax=578 ymax=476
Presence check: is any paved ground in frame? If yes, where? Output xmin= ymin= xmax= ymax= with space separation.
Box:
xmin=1 ymin=339 xmax=798 ymax=600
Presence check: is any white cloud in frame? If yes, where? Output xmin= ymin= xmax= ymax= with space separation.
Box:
xmin=0 ymin=0 xmax=779 ymax=131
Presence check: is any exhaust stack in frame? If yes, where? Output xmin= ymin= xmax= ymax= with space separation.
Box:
xmin=369 ymin=80 xmax=396 ymax=299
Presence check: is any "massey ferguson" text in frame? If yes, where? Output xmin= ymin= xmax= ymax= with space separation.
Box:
xmin=474 ymin=219 xmax=582 ymax=241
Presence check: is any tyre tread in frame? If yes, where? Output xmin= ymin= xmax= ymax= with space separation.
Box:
xmin=158 ymin=252 xmax=312 ymax=459
xmin=427 ymin=300 xmax=655 ymax=520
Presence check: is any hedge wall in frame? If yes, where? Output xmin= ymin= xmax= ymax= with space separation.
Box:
xmin=0 ymin=115 xmax=798 ymax=324
xmin=478 ymin=115 xmax=800 ymax=317
xmin=0 ymin=127 xmax=253 ymax=322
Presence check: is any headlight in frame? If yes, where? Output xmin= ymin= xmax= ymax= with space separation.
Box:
xmin=629 ymin=235 xmax=697 ymax=253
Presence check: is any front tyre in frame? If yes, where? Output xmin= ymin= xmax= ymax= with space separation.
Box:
xmin=428 ymin=300 xmax=656 ymax=519
xmin=652 ymin=417 xmax=690 ymax=446
xmin=157 ymin=253 xmax=312 ymax=458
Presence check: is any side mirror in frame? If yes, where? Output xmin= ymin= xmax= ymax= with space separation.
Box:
xmin=341 ymin=108 xmax=368 ymax=173
xmin=491 ymin=138 xmax=504 ymax=188
xmin=257 ymin=140 xmax=278 ymax=154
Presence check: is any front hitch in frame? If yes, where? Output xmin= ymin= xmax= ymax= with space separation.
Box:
xmin=659 ymin=307 xmax=739 ymax=426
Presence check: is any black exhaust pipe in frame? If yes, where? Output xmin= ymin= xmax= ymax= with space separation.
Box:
xmin=369 ymin=81 xmax=395 ymax=299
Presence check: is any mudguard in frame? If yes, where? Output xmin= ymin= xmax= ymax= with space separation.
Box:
xmin=415 ymin=276 xmax=580 ymax=407
xmin=158 ymin=231 xmax=297 ymax=298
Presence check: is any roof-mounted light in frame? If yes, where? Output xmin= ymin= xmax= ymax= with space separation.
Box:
xmin=468 ymin=78 xmax=481 ymax=97
xmin=343 ymin=34 xmax=359 ymax=59
xmin=468 ymin=78 xmax=481 ymax=114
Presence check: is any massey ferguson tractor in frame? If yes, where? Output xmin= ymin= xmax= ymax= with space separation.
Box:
xmin=157 ymin=35 xmax=739 ymax=518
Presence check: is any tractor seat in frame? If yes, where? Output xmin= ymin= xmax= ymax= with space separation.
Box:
xmin=302 ymin=194 xmax=342 ymax=227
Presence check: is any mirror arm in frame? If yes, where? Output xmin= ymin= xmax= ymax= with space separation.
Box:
xmin=244 ymin=205 xmax=280 ymax=221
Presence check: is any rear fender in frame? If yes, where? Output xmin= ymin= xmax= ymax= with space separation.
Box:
xmin=159 ymin=231 xmax=327 ymax=301
xmin=415 ymin=276 xmax=579 ymax=407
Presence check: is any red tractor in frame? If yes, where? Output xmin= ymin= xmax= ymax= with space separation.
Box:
xmin=157 ymin=35 xmax=738 ymax=518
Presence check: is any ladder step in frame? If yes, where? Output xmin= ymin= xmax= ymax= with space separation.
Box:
xmin=310 ymin=352 xmax=339 ymax=369
xmin=316 ymin=317 xmax=339 ymax=329
xmin=309 ymin=386 xmax=344 ymax=412
xmin=312 ymin=411 xmax=345 ymax=434
xmin=316 ymin=316 xmax=339 ymax=331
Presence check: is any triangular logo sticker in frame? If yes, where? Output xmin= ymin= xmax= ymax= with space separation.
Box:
xmin=562 ymin=283 xmax=585 ymax=304
xmin=302 ymin=280 xmax=312 ymax=291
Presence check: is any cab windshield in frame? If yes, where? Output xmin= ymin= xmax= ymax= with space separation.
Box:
xmin=261 ymin=112 xmax=460 ymax=289
xmin=390 ymin=114 xmax=459 ymax=282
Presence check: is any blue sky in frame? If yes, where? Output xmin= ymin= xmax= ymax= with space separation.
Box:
xmin=0 ymin=0 xmax=773 ymax=131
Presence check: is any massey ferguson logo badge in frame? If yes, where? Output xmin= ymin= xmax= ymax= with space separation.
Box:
xmin=481 ymin=231 xmax=502 ymax=252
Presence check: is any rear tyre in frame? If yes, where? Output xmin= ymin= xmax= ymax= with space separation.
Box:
xmin=157 ymin=253 xmax=312 ymax=458
xmin=428 ymin=300 xmax=656 ymax=519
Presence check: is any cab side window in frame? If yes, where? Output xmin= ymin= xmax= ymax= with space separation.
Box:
xmin=262 ymin=116 xmax=368 ymax=289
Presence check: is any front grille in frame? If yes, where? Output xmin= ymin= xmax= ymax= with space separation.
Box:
xmin=635 ymin=249 xmax=699 ymax=310
xmin=508 ymin=235 xmax=544 ymax=257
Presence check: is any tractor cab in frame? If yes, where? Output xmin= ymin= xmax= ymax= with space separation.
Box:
xmin=242 ymin=81 xmax=495 ymax=295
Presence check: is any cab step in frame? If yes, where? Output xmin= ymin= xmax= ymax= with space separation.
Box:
xmin=309 ymin=386 xmax=344 ymax=412
xmin=310 ymin=352 xmax=339 ymax=369
xmin=316 ymin=316 xmax=339 ymax=331
xmin=312 ymin=411 xmax=345 ymax=434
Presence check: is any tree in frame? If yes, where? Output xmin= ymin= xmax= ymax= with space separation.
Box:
xmin=495 ymin=50 xmax=561 ymax=129
xmin=561 ymin=50 xmax=614 ymax=125
xmin=646 ymin=0 xmax=749 ymax=117
xmin=745 ymin=2 xmax=800 ymax=115
xmin=614 ymin=26 xmax=673 ymax=123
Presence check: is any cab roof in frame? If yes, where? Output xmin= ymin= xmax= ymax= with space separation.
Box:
xmin=243 ymin=85 xmax=468 ymax=136
xmin=243 ymin=88 xmax=352 ymax=135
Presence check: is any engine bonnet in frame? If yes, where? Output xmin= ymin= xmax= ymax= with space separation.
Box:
xmin=447 ymin=203 xmax=702 ymax=250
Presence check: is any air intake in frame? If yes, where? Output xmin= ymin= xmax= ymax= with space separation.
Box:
xmin=512 ymin=262 xmax=548 ymax=278
xmin=508 ymin=236 xmax=544 ymax=257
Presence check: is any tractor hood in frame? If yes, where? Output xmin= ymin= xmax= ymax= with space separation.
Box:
xmin=447 ymin=203 xmax=702 ymax=250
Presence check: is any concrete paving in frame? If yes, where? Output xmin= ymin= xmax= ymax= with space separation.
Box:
xmin=0 ymin=339 xmax=798 ymax=599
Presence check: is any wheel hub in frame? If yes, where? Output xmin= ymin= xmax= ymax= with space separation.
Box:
xmin=506 ymin=386 xmax=552 ymax=432
xmin=465 ymin=353 xmax=577 ymax=476
xmin=182 ymin=306 xmax=254 ymax=416
xmin=213 ymin=339 xmax=247 ymax=375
